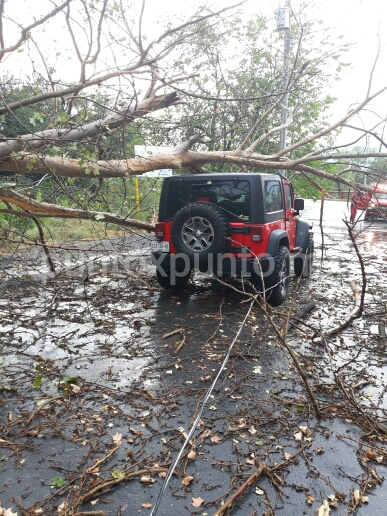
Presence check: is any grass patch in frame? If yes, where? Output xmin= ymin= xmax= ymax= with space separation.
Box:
xmin=24 ymin=218 xmax=125 ymax=243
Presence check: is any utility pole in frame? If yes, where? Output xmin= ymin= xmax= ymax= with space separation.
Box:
xmin=275 ymin=2 xmax=291 ymax=175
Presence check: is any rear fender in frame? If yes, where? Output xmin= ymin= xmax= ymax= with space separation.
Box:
xmin=267 ymin=229 xmax=289 ymax=257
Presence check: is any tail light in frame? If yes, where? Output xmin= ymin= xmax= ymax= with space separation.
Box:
xmin=251 ymin=225 xmax=264 ymax=242
xmin=155 ymin=222 xmax=165 ymax=240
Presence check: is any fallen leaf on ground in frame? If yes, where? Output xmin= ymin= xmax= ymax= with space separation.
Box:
xmin=353 ymin=490 xmax=360 ymax=502
xmin=129 ymin=427 xmax=143 ymax=436
xmin=294 ymin=431 xmax=302 ymax=442
xmin=200 ymin=429 xmax=211 ymax=439
xmin=0 ymin=507 xmax=18 ymax=516
xmin=192 ymin=497 xmax=205 ymax=508
xmin=255 ymin=488 xmax=264 ymax=495
xmin=140 ymin=475 xmax=155 ymax=484
xmin=299 ymin=425 xmax=311 ymax=437
xmin=248 ymin=426 xmax=257 ymax=435
xmin=211 ymin=434 xmax=221 ymax=444
xmin=327 ymin=494 xmax=338 ymax=507
xmin=284 ymin=452 xmax=292 ymax=460
xmin=362 ymin=496 xmax=369 ymax=503
xmin=235 ymin=418 xmax=246 ymax=428
xmin=111 ymin=469 xmax=125 ymax=480
xmin=314 ymin=499 xmax=330 ymax=516
xmin=70 ymin=384 xmax=81 ymax=394
xmin=112 ymin=432 xmax=122 ymax=445
xmin=187 ymin=450 xmax=196 ymax=461
xmin=90 ymin=499 xmax=99 ymax=506
xmin=182 ymin=475 xmax=194 ymax=486
xmin=365 ymin=448 xmax=377 ymax=459
xmin=141 ymin=502 xmax=152 ymax=508
xmin=306 ymin=493 xmax=315 ymax=505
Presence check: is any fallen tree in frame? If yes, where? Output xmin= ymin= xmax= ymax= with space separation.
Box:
xmin=1 ymin=1 xmax=386 ymax=232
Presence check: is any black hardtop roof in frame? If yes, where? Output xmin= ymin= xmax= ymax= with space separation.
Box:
xmin=164 ymin=172 xmax=285 ymax=182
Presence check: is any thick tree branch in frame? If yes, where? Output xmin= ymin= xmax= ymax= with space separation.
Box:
xmin=0 ymin=91 xmax=178 ymax=158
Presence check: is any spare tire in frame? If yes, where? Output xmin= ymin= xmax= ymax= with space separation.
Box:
xmin=171 ymin=202 xmax=229 ymax=261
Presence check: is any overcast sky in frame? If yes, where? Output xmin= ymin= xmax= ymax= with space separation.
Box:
xmin=5 ymin=0 xmax=387 ymax=147
xmin=142 ymin=0 xmax=387 ymax=146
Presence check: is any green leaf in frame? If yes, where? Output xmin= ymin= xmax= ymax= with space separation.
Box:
xmin=111 ymin=469 xmax=125 ymax=479
xmin=32 ymin=375 xmax=43 ymax=388
xmin=58 ymin=112 xmax=69 ymax=123
xmin=255 ymin=440 xmax=263 ymax=446
xmin=26 ymin=158 xmax=36 ymax=171
xmin=95 ymin=214 xmax=105 ymax=221
xmin=48 ymin=146 xmax=61 ymax=157
xmin=62 ymin=375 xmax=77 ymax=386
xmin=51 ymin=476 xmax=66 ymax=487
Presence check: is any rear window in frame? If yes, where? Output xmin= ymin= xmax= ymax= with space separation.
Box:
xmin=166 ymin=179 xmax=250 ymax=221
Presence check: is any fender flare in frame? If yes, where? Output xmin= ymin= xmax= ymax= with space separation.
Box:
xmin=267 ymin=229 xmax=289 ymax=257
xmin=296 ymin=219 xmax=312 ymax=249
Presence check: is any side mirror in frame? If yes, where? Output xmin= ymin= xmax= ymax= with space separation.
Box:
xmin=294 ymin=198 xmax=304 ymax=211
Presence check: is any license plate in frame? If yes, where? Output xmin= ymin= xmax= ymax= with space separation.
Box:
xmin=151 ymin=240 xmax=170 ymax=252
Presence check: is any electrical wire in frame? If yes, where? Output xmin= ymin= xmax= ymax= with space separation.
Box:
xmin=149 ymin=298 xmax=256 ymax=516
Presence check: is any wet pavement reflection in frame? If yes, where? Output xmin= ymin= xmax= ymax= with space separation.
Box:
xmin=1 ymin=200 xmax=387 ymax=515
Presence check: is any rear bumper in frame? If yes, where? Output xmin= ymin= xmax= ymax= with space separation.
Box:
xmin=151 ymin=251 xmax=274 ymax=277
xmin=366 ymin=209 xmax=387 ymax=219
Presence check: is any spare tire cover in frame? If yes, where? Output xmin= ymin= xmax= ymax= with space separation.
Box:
xmin=171 ymin=202 xmax=229 ymax=260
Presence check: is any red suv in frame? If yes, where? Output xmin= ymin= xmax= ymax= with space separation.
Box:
xmin=365 ymin=183 xmax=387 ymax=220
xmin=151 ymin=173 xmax=313 ymax=306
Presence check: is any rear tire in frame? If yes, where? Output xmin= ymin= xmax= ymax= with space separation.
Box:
xmin=294 ymin=232 xmax=314 ymax=279
xmin=265 ymin=246 xmax=290 ymax=306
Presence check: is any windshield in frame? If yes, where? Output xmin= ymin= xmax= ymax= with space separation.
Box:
xmin=166 ymin=179 xmax=251 ymax=221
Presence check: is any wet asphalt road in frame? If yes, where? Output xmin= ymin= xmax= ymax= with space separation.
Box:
xmin=1 ymin=200 xmax=387 ymax=515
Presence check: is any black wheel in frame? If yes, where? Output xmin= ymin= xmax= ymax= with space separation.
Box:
xmin=294 ymin=232 xmax=314 ymax=279
xmin=156 ymin=268 xmax=191 ymax=290
xmin=251 ymin=264 xmax=264 ymax=293
xmin=171 ymin=203 xmax=229 ymax=262
xmin=265 ymin=246 xmax=290 ymax=306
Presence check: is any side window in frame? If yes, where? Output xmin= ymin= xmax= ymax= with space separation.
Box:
xmin=264 ymin=180 xmax=283 ymax=213
xmin=284 ymin=183 xmax=293 ymax=209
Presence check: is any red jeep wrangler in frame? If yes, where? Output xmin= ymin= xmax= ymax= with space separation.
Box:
xmin=151 ymin=173 xmax=313 ymax=306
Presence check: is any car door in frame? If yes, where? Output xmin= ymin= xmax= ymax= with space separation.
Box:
xmin=284 ymin=182 xmax=297 ymax=249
